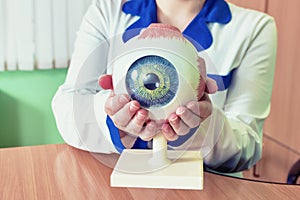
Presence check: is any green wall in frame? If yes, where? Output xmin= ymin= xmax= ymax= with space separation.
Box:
xmin=0 ymin=69 xmax=67 ymax=148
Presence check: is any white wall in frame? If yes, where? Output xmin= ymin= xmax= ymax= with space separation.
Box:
xmin=0 ymin=0 xmax=92 ymax=71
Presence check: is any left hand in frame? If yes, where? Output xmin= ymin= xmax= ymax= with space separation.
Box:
xmin=161 ymin=93 xmax=213 ymax=141
xmin=161 ymin=57 xmax=218 ymax=141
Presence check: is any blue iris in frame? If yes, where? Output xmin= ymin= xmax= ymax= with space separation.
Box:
xmin=125 ymin=55 xmax=178 ymax=108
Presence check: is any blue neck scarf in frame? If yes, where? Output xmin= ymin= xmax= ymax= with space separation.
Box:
xmin=122 ymin=0 xmax=232 ymax=51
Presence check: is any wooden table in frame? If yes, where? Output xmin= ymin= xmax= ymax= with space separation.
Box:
xmin=0 ymin=144 xmax=299 ymax=200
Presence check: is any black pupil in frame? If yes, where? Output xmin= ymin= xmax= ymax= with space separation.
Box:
xmin=143 ymin=73 xmax=160 ymax=90
xmin=125 ymin=55 xmax=178 ymax=108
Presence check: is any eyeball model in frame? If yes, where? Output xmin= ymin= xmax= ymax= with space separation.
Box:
xmin=111 ymin=23 xmax=205 ymax=121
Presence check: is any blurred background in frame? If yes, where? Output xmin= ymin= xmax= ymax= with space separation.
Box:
xmin=0 ymin=0 xmax=299 ymax=184
xmin=0 ymin=0 xmax=92 ymax=147
xmin=229 ymin=0 xmax=300 ymax=185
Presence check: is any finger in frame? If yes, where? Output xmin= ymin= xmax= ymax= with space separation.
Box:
xmin=198 ymin=93 xmax=213 ymax=119
xmin=162 ymin=123 xmax=179 ymax=141
xmin=168 ymin=113 xmax=190 ymax=136
xmin=197 ymin=75 xmax=206 ymax=100
xmin=139 ymin=121 xmax=158 ymax=141
xmin=125 ymin=109 xmax=148 ymax=135
xmin=119 ymin=130 xmax=126 ymax=138
xmin=186 ymin=101 xmax=200 ymax=116
xmin=98 ymin=74 xmax=113 ymax=90
xmin=112 ymin=100 xmax=140 ymax=127
xmin=206 ymin=77 xmax=218 ymax=94
xmin=197 ymin=57 xmax=207 ymax=77
xmin=197 ymin=57 xmax=207 ymax=100
xmin=104 ymin=94 xmax=130 ymax=115
xmin=176 ymin=106 xmax=201 ymax=128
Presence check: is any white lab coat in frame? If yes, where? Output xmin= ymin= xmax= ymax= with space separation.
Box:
xmin=52 ymin=0 xmax=277 ymax=173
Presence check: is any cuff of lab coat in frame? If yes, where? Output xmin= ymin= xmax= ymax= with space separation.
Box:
xmin=106 ymin=115 xmax=138 ymax=152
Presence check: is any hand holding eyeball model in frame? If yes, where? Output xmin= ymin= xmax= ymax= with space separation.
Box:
xmin=101 ymin=24 xmax=217 ymax=190
xmin=98 ymin=23 xmax=217 ymax=144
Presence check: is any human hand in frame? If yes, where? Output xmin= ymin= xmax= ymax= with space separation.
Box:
xmin=98 ymin=74 xmax=161 ymax=141
xmin=161 ymin=93 xmax=213 ymax=141
xmin=161 ymin=57 xmax=218 ymax=141
xmin=98 ymin=57 xmax=217 ymax=142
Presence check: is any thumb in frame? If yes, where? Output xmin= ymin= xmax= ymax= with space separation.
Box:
xmin=98 ymin=74 xmax=114 ymax=90
xmin=205 ymin=77 xmax=218 ymax=94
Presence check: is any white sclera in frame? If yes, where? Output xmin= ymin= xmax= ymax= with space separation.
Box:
xmin=111 ymin=36 xmax=200 ymax=121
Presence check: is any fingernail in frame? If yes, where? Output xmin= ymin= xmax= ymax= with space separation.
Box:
xmin=129 ymin=102 xmax=139 ymax=112
xmin=176 ymin=107 xmax=185 ymax=115
xmin=137 ymin=112 xmax=146 ymax=120
xmin=170 ymin=115 xmax=178 ymax=123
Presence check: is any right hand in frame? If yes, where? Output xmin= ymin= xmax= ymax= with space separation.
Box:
xmin=98 ymin=74 xmax=161 ymax=141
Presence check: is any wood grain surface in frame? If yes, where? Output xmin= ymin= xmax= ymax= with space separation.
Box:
xmin=0 ymin=144 xmax=299 ymax=200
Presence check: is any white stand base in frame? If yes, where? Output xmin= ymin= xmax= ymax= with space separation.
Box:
xmin=110 ymin=149 xmax=203 ymax=190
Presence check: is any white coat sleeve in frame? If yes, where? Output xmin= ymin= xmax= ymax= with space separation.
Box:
xmin=52 ymin=0 xmax=137 ymax=153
